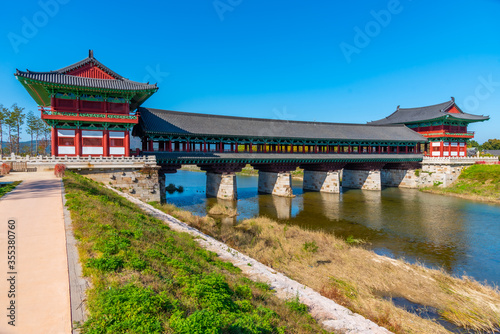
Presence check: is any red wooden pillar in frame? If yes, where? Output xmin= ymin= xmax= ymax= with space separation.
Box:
xmin=219 ymin=141 xmax=223 ymax=152
xmin=124 ymin=131 xmax=130 ymax=157
xmin=148 ymin=139 xmax=153 ymax=152
xmin=439 ymin=142 xmax=444 ymax=157
xmin=142 ymin=138 xmax=148 ymax=151
xmin=203 ymin=141 xmax=207 ymax=153
xmin=103 ymin=130 xmax=109 ymax=157
xmin=264 ymin=143 xmax=267 ymax=153
xmin=348 ymin=145 xmax=351 ymax=154
xmin=405 ymin=145 xmax=408 ymax=153
xmin=396 ymin=146 xmax=400 ymax=154
xmin=51 ymin=127 xmax=57 ymax=156
xmin=448 ymin=141 xmax=452 ymax=157
xmin=75 ymin=129 xmax=81 ymax=156
xmin=250 ymin=142 xmax=253 ymax=152
xmin=187 ymin=140 xmax=191 ymax=152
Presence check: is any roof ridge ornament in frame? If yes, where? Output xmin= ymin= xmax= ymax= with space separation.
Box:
xmin=451 ymin=96 xmax=455 ymax=102
xmin=397 ymin=105 xmax=400 ymax=110
xmin=89 ymin=49 xmax=94 ymax=58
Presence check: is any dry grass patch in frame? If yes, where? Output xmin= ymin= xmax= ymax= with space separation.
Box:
xmin=153 ymin=203 xmax=500 ymax=334
xmin=208 ymin=203 xmax=238 ymax=217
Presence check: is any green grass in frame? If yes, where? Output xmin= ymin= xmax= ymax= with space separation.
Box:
xmin=63 ymin=172 xmax=328 ymax=334
xmin=422 ymin=165 xmax=500 ymax=201
xmin=0 ymin=181 xmax=21 ymax=198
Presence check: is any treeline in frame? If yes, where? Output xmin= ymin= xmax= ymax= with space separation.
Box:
xmin=0 ymin=104 xmax=50 ymax=156
xmin=469 ymin=139 xmax=500 ymax=151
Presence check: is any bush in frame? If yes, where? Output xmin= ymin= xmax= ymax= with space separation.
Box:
xmin=54 ymin=163 xmax=66 ymax=177
xmin=0 ymin=163 xmax=11 ymax=175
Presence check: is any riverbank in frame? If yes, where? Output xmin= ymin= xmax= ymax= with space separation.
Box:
xmin=152 ymin=202 xmax=500 ymax=334
xmin=63 ymin=172 xmax=328 ymax=333
xmin=420 ymin=164 xmax=500 ymax=204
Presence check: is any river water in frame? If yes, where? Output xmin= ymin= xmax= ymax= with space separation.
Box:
xmin=164 ymin=170 xmax=500 ymax=286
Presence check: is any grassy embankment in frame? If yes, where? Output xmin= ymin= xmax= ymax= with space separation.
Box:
xmin=421 ymin=164 xmax=500 ymax=203
xmin=152 ymin=203 xmax=500 ymax=334
xmin=0 ymin=181 xmax=21 ymax=198
xmin=63 ymin=171 xmax=328 ymax=333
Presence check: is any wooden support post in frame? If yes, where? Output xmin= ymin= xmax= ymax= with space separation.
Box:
xmin=51 ymin=127 xmax=57 ymax=156
xmin=75 ymin=129 xmax=81 ymax=156
xmin=103 ymin=130 xmax=109 ymax=156
xmin=124 ymin=131 xmax=130 ymax=157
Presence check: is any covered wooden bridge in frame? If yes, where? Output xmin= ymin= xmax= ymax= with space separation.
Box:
xmin=133 ymin=108 xmax=427 ymax=199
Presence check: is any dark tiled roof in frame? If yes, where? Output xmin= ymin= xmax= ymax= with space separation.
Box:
xmin=15 ymin=51 xmax=157 ymax=92
xmin=483 ymin=150 xmax=500 ymax=156
xmin=15 ymin=70 xmax=158 ymax=91
xmin=137 ymin=108 xmax=427 ymax=142
xmin=55 ymin=53 xmax=124 ymax=79
xmin=368 ymin=99 xmax=489 ymax=125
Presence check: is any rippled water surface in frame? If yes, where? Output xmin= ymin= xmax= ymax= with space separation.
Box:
xmin=164 ymin=170 xmax=500 ymax=286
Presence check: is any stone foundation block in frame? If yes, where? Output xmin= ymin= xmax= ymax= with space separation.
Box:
xmin=303 ymin=170 xmax=341 ymax=193
xmin=342 ymin=169 xmax=381 ymax=191
xmin=206 ymin=172 xmax=237 ymax=200
xmin=381 ymin=169 xmax=418 ymax=188
xmin=258 ymin=171 xmax=293 ymax=197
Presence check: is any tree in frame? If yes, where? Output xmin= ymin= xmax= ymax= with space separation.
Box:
xmin=482 ymin=139 xmax=500 ymax=151
xmin=467 ymin=140 xmax=480 ymax=149
xmin=4 ymin=104 xmax=26 ymax=155
xmin=26 ymin=111 xmax=39 ymax=155
xmin=0 ymin=104 xmax=6 ymax=156
xmin=10 ymin=104 xmax=25 ymax=154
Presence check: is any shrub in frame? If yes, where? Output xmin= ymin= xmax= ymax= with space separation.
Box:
xmin=54 ymin=163 xmax=66 ymax=177
xmin=0 ymin=163 xmax=11 ymax=175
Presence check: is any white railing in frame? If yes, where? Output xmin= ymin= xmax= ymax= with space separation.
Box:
xmin=0 ymin=154 xmax=156 ymax=163
xmin=422 ymin=156 xmax=498 ymax=164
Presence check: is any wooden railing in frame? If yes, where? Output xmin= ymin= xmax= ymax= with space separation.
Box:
xmin=39 ymin=107 xmax=139 ymax=121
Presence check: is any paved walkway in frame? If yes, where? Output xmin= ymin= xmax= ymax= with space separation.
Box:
xmin=0 ymin=172 xmax=71 ymax=334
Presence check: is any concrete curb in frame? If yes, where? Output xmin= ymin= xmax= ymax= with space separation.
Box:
xmin=62 ymin=180 xmax=89 ymax=333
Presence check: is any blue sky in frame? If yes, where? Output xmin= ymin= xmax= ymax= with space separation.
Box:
xmin=1 ymin=0 xmax=498 ymax=142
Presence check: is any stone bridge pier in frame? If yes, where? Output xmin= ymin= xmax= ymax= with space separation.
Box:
xmin=342 ymin=162 xmax=386 ymax=191
xmin=200 ymin=163 xmax=245 ymax=200
xmin=253 ymin=163 xmax=298 ymax=197
xmin=301 ymin=163 xmax=346 ymax=193
xmin=381 ymin=162 xmax=421 ymax=188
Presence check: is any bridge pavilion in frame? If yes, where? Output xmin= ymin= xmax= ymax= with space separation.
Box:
xmin=133 ymin=107 xmax=427 ymax=199
xmin=15 ymin=50 xmax=158 ymax=157
xmin=368 ymin=98 xmax=489 ymax=157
